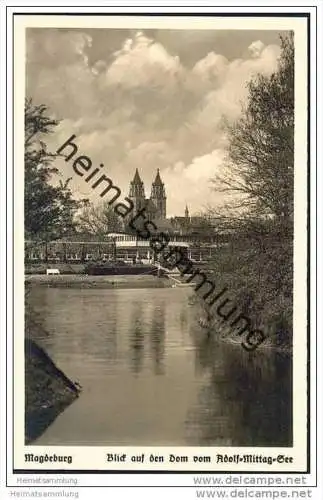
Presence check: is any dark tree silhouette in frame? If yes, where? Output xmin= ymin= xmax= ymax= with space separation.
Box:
xmin=76 ymin=200 xmax=124 ymax=237
xmin=215 ymin=33 xmax=294 ymax=223
xmin=25 ymin=99 xmax=80 ymax=241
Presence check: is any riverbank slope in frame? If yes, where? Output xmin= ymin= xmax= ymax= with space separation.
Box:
xmin=25 ymin=304 xmax=80 ymax=443
xmin=192 ymin=223 xmax=293 ymax=352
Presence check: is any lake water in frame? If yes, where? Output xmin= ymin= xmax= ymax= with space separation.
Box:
xmin=29 ymin=286 xmax=292 ymax=446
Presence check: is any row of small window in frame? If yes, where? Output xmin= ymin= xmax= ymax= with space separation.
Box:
xmin=111 ymin=235 xmax=193 ymax=242
xmin=26 ymin=253 xmax=110 ymax=260
xmin=113 ymin=235 xmax=137 ymax=241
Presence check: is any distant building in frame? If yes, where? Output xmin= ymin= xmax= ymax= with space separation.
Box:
xmin=25 ymin=170 xmax=231 ymax=265
xmin=128 ymin=168 xmax=166 ymax=221
xmin=126 ymin=169 xmax=219 ymax=243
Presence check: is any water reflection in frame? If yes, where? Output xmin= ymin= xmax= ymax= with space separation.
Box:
xmin=186 ymin=329 xmax=292 ymax=446
xmin=149 ymin=302 xmax=166 ymax=375
xmin=129 ymin=301 xmax=145 ymax=375
xmin=28 ymin=286 xmax=292 ymax=446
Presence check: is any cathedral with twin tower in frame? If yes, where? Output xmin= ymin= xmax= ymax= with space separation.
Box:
xmin=128 ymin=168 xmax=167 ymax=221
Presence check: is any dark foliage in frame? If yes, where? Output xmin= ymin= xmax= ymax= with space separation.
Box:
xmin=25 ymin=99 xmax=80 ymax=241
xmin=209 ymin=34 xmax=294 ymax=348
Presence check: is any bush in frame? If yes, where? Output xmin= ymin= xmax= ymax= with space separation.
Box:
xmin=209 ymin=222 xmax=293 ymax=348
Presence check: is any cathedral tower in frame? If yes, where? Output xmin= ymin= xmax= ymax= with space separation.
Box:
xmin=150 ymin=169 xmax=166 ymax=219
xmin=129 ymin=168 xmax=145 ymax=214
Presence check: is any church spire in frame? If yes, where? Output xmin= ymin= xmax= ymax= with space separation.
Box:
xmin=185 ymin=205 xmax=189 ymax=218
xmin=129 ymin=168 xmax=145 ymax=199
xmin=152 ymin=168 xmax=163 ymax=186
xmin=150 ymin=168 xmax=166 ymax=219
xmin=133 ymin=168 xmax=143 ymax=185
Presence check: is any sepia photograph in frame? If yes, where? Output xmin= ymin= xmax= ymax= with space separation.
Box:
xmin=12 ymin=13 xmax=309 ymax=471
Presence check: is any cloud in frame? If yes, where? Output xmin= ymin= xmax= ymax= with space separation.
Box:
xmin=102 ymin=31 xmax=184 ymax=92
xmin=192 ymin=52 xmax=228 ymax=83
xmin=185 ymin=42 xmax=280 ymax=143
xmin=248 ymin=40 xmax=265 ymax=58
xmin=27 ymin=30 xmax=92 ymax=67
xmin=26 ymin=30 xmax=281 ymax=214
xmin=27 ymin=31 xmax=97 ymax=120
xmin=162 ymin=150 xmax=226 ymax=215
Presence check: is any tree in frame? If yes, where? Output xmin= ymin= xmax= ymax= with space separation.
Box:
xmin=203 ymin=34 xmax=295 ymax=348
xmin=25 ymin=99 xmax=80 ymax=241
xmin=214 ymin=33 xmax=294 ymax=223
xmin=76 ymin=200 xmax=123 ymax=237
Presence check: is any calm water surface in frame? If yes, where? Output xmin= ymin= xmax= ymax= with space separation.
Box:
xmin=29 ymin=286 xmax=292 ymax=446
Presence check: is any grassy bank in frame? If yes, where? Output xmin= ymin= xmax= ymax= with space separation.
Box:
xmin=25 ymin=274 xmax=172 ymax=289
xmin=25 ymin=263 xmax=85 ymax=275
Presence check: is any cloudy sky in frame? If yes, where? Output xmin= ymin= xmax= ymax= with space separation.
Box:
xmin=26 ymin=27 xmax=285 ymax=216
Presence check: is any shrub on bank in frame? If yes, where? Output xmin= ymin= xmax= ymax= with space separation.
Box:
xmin=206 ymin=221 xmax=293 ymax=349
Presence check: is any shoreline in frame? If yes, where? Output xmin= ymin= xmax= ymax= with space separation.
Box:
xmin=25 ymin=274 xmax=173 ymax=289
xmin=194 ymin=299 xmax=292 ymax=355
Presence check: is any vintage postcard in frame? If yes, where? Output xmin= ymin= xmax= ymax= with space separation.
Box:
xmin=10 ymin=12 xmax=311 ymax=474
